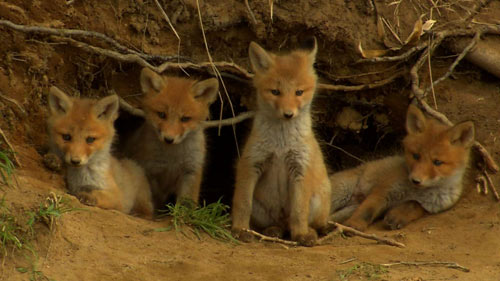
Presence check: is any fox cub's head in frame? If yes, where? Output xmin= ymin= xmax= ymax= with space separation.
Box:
xmin=403 ymin=105 xmax=474 ymax=188
xmin=249 ymin=38 xmax=318 ymax=120
xmin=140 ymin=68 xmax=219 ymax=144
xmin=47 ymin=87 xmax=119 ymax=166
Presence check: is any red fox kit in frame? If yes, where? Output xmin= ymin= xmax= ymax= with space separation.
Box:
xmin=231 ymin=39 xmax=332 ymax=246
xmin=329 ymin=105 xmax=474 ymax=231
xmin=124 ymin=68 xmax=219 ymax=209
xmin=47 ymin=87 xmax=153 ymax=218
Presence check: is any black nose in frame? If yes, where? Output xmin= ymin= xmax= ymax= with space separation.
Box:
xmin=164 ymin=137 xmax=174 ymax=144
xmin=284 ymin=113 xmax=294 ymax=119
xmin=411 ymin=178 xmax=421 ymax=185
xmin=70 ymin=159 xmax=81 ymax=165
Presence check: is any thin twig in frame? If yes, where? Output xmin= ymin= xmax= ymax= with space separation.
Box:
xmin=242 ymin=228 xmax=299 ymax=246
xmin=318 ymin=72 xmax=404 ymax=92
xmin=202 ymin=112 xmax=255 ymax=128
xmin=0 ymin=19 xmax=186 ymax=62
xmin=0 ymin=92 xmax=26 ymax=117
xmin=427 ymin=36 xmax=437 ymax=109
xmin=118 ymin=97 xmax=145 ymax=117
xmin=0 ymin=127 xmax=21 ymax=167
xmin=483 ymin=170 xmax=500 ymax=201
xmin=476 ymin=175 xmax=487 ymax=194
xmin=318 ymin=221 xmax=406 ymax=248
xmin=326 ymin=143 xmax=365 ymax=164
xmin=424 ymin=30 xmax=483 ymax=95
xmin=381 ymin=261 xmax=470 ymax=272
xmin=356 ymin=42 xmax=427 ymax=63
xmin=244 ymin=0 xmax=257 ymax=25
xmin=153 ymin=0 xmax=180 ymax=41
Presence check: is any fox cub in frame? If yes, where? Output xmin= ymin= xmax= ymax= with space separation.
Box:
xmin=124 ymin=68 xmax=219 ymax=209
xmin=47 ymin=87 xmax=153 ymax=218
xmin=231 ymin=39 xmax=332 ymax=246
xmin=329 ymin=105 xmax=474 ymax=231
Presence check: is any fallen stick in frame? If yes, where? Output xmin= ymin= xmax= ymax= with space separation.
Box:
xmin=483 ymin=170 xmax=500 ymax=201
xmin=318 ymin=221 xmax=406 ymax=248
xmin=0 ymin=127 xmax=21 ymax=167
xmin=242 ymin=228 xmax=298 ymax=246
xmin=0 ymin=19 xmax=186 ymax=63
xmin=476 ymin=175 xmax=487 ymax=194
xmin=381 ymin=261 xmax=470 ymax=273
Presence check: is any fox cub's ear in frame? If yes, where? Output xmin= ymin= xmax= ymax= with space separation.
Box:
xmin=301 ymin=36 xmax=318 ymax=64
xmin=406 ymin=105 xmax=427 ymax=134
xmin=449 ymin=121 xmax=474 ymax=147
xmin=140 ymin=68 xmax=166 ymax=95
xmin=94 ymin=95 xmax=119 ymax=121
xmin=192 ymin=78 xmax=219 ymax=105
xmin=249 ymin=42 xmax=274 ymax=72
xmin=48 ymin=86 xmax=73 ymax=115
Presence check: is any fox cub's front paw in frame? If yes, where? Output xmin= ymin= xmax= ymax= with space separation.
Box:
xmin=262 ymin=226 xmax=285 ymax=239
xmin=231 ymin=228 xmax=254 ymax=243
xmin=383 ymin=209 xmax=409 ymax=230
xmin=292 ymin=228 xmax=318 ymax=247
xmin=343 ymin=217 xmax=369 ymax=234
xmin=76 ymin=192 xmax=97 ymax=206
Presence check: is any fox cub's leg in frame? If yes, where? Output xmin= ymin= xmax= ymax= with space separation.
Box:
xmin=383 ymin=201 xmax=427 ymax=230
xmin=232 ymin=156 xmax=263 ymax=242
xmin=76 ymin=189 xmax=124 ymax=212
xmin=132 ymin=189 xmax=154 ymax=219
xmin=176 ymin=169 xmax=203 ymax=204
xmin=343 ymin=186 xmax=390 ymax=232
xmin=289 ymin=176 xmax=316 ymax=246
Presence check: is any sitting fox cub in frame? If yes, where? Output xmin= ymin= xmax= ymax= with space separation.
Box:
xmin=231 ymin=39 xmax=332 ymax=246
xmin=329 ymin=105 xmax=474 ymax=231
xmin=124 ymin=68 xmax=219 ymax=209
xmin=47 ymin=87 xmax=153 ymax=218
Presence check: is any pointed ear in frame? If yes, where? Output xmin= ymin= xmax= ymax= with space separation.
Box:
xmin=140 ymin=68 xmax=166 ymax=95
xmin=449 ymin=121 xmax=474 ymax=147
xmin=406 ymin=105 xmax=427 ymax=134
xmin=48 ymin=86 xmax=73 ymax=115
xmin=249 ymin=42 xmax=274 ymax=72
xmin=302 ymin=36 xmax=318 ymax=64
xmin=192 ymin=78 xmax=219 ymax=105
xmin=94 ymin=95 xmax=119 ymax=121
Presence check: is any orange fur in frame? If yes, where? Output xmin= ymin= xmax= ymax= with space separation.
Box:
xmin=124 ymin=69 xmax=218 ymax=208
xmin=330 ymin=105 xmax=474 ymax=231
xmin=47 ymin=87 xmax=153 ymax=218
xmin=232 ymin=39 xmax=331 ymax=246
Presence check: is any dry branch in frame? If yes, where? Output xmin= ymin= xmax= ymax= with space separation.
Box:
xmin=483 ymin=170 xmax=500 ymax=201
xmin=0 ymin=127 xmax=21 ymax=167
xmin=202 ymin=112 xmax=255 ymax=129
xmin=242 ymin=228 xmax=298 ymax=246
xmin=0 ymin=92 xmax=26 ymax=117
xmin=381 ymin=261 xmax=470 ymax=272
xmin=118 ymin=97 xmax=145 ymax=118
xmin=318 ymin=221 xmax=406 ymax=248
xmin=0 ymin=19 xmax=186 ymax=62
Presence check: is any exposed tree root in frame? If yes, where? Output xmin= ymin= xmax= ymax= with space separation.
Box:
xmin=381 ymin=261 xmax=470 ymax=272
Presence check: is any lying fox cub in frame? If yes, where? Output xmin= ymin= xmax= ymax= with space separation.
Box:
xmin=47 ymin=87 xmax=153 ymax=218
xmin=329 ymin=105 xmax=474 ymax=231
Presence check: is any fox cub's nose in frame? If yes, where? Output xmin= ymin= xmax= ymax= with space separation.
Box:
xmin=70 ymin=158 xmax=82 ymax=166
xmin=410 ymin=178 xmax=421 ymax=185
xmin=164 ymin=137 xmax=175 ymax=144
xmin=283 ymin=112 xmax=294 ymax=119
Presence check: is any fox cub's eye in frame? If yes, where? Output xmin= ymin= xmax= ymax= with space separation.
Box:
xmin=295 ymin=90 xmax=304 ymax=96
xmin=86 ymin=137 xmax=96 ymax=144
xmin=433 ymin=159 xmax=443 ymax=166
xmin=412 ymin=153 xmax=420 ymax=160
xmin=62 ymin=134 xmax=72 ymax=141
xmin=157 ymin=112 xmax=166 ymax=119
xmin=180 ymin=116 xmax=192 ymax=123
xmin=270 ymin=89 xmax=280 ymax=96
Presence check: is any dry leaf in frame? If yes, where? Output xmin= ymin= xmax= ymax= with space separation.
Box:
xmin=357 ymin=41 xmax=389 ymax=59
xmin=422 ymin=19 xmax=436 ymax=33
xmin=404 ymin=16 xmax=423 ymax=46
